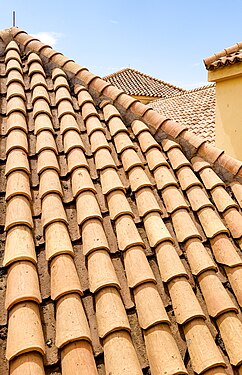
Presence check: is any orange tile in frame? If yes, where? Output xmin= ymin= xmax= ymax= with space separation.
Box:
xmin=74 ymin=89 xmax=93 ymax=108
xmin=156 ymin=241 xmax=188 ymax=282
xmin=153 ymin=165 xmax=178 ymax=190
xmin=107 ymin=190 xmax=133 ymax=220
xmin=198 ymin=270 xmax=237 ymax=318
xmin=55 ymin=86 xmax=72 ymax=106
xmin=6 ymin=129 xmax=28 ymax=155
xmin=108 ymin=117 xmax=128 ymax=137
xmin=184 ymin=238 xmax=217 ymax=276
xmin=6 ymin=81 xmax=25 ymax=101
xmin=90 ymin=130 xmax=111 ymax=153
xmin=184 ymin=318 xmax=225 ymax=373
xmin=210 ymin=234 xmax=242 ymax=267
xmin=145 ymin=147 xmax=168 ymax=171
xmin=197 ymin=207 xmax=229 ymax=238
xmin=162 ymin=185 xmax=188 ymax=213
xmin=6 ymin=59 xmax=22 ymax=75
xmin=162 ymin=139 xmax=181 ymax=152
xmin=100 ymin=167 xmax=124 ymax=195
xmin=3 ymin=225 xmax=36 ymax=267
xmin=5 ymin=261 xmax=41 ymax=310
xmin=123 ymin=246 xmax=156 ymax=288
xmin=144 ymin=324 xmax=187 ymax=375
xmin=136 ymin=187 xmax=161 ymax=217
xmin=5 ymin=195 xmax=33 ymax=231
xmin=115 ymin=215 xmax=144 ymax=251
xmin=121 ymin=148 xmax=143 ymax=172
xmin=223 ymin=207 xmax=242 ymax=238
xmin=57 ymin=100 xmax=76 ymax=119
xmin=114 ymin=131 xmax=135 ymax=154
xmin=7 ymin=69 xmax=24 ymax=89
xmin=211 ymin=186 xmax=238 ymax=212
xmin=217 ymin=312 xmax=242 ymax=366
xmin=37 ymin=150 xmax=59 ymax=175
xmin=39 ymin=169 xmax=63 ymax=199
xmin=186 ymin=185 xmax=213 ymax=211
xmin=7 ymin=96 xmax=26 ymax=116
xmin=143 ymin=212 xmax=173 ymax=247
xmin=128 ymin=166 xmax=152 ymax=192
xmin=168 ymin=277 xmax=205 ymax=324
xmin=52 ymin=67 xmax=66 ymax=80
xmin=5 ymin=170 xmax=31 ymax=201
xmin=55 ymin=293 xmax=91 ymax=348
xmin=167 ymin=147 xmax=191 ymax=170
xmin=134 ymin=283 xmax=170 ymax=329
xmin=76 ymin=191 xmax=102 ymax=226
xmin=171 ymin=209 xmax=201 ymax=242
xmin=231 ymin=181 xmax=242 ymax=208
xmin=226 ymin=266 xmax=242 ymax=307
xmin=199 ymin=168 xmax=225 ymax=190
xmin=138 ymin=131 xmax=160 ymax=153
xmin=71 ymin=167 xmax=96 ymax=197
xmin=191 ymin=156 xmax=211 ymax=172
xmin=176 ymin=166 xmax=202 ymax=191
xmin=61 ymin=341 xmax=98 ymax=375
xmin=41 ymin=193 xmax=68 ymax=229
xmin=67 ymin=148 xmax=89 ymax=174
xmin=88 ymin=249 xmax=120 ymax=293
xmin=45 ymin=222 xmax=73 ymax=260
xmin=63 ymin=129 xmax=84 ymax=154
xmin=6 ymin=112 xmax=27 ymax=134
xmin=53 ymin=75 xmax=70 ymax=92
xmin=95 ymin=148 xmax=117 ymax=170
xmin=5 ymin=149 xmax=29 ymax=176
xmin=96 ymin=287 xmax=130 ymax=338
xmin=50 ymin=254 xmax=82 ymax=300
xmin=6 ymin=301 xmax=45 ymax=360
xmin=33 ymin=98 xmax=51 ymax=119
xmin=27 ymin=52 xmax=42 ymax=65
xmin=103 ymin=330 xmax=142 ymax=375
xmin=9 ymin=352 xmax=45 ymax=375
xmin=82 ymin=218 xmax=109 ymax=256
xmin=82 ymin=102 xmax=98 ymax=122
xmin=36 ymin=130 xmax=57 ymax=154
xmin=131 ymin=119 xmax=149 ymax=136
xmin=85 ymin=116 xmax=105 ymax=136
xmin=5 ymin=49 xmax=21 ymax=65
xmin=28 ymin=61 xmax=45 ymax=77
xmin=30 ymin=73 xmax=48 ymax=91
xmin=32 ymin=85 xmax=50 ymax=104
xmin=103 ymin=103 xmax=121 ymax=122
xmin=34 ymin=113 xmax=54 ymax=134
xmin=60 ymin=113 xmax=79 ymax=134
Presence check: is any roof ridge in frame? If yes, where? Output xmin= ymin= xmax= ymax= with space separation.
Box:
xmin=204 ymin=41 xmax=242 ymax=70
xmin=151 ymin=83 xmax=216 ymax=103
xmin=9 ymin=27 xmax=242 ymax=179
xmin=103 ymin=67 xmax=186 ymax=92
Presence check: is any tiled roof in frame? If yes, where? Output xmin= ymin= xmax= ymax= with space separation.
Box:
xmin=103 ymin=68 xmax=186 ymax=98
xmin=204 ymin=41 xmax=242 ymax=70
xmin=149 ymin=85 xmax=216 ymax=143
xmin=1 ymin=27 xmax=242 ymax=375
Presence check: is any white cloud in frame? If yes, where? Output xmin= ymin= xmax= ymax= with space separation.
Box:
xmin=31 ymin=32 xmax=63 ymax=47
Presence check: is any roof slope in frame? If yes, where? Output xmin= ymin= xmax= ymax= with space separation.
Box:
xmin=1 ymin=27 xmax=242 ymax=375
xmin=103 ymin=67 xmax=186 ymax=98
xmin=149 ymin=85 xmax=216 ymax=143
xmin=204 ymin=41 xmax=242 ymax=70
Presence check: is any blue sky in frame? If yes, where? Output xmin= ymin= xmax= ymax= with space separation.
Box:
xmin=1 ymin=0 xmax=242 ymax=89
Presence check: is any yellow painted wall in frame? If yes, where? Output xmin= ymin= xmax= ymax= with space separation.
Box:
xmin=209 ymin=63 xmax=242 ymax=160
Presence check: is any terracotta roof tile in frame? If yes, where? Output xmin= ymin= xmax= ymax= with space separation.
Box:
xmin=1 ymin=28 xmax=242 ymax=375
xmin=103 ymin=68 xmax=185 ymax=98
xmin=204 ymin=41 xmax=242 ymax=70
xmin=150 ymin=85 xmax=216 ymax=144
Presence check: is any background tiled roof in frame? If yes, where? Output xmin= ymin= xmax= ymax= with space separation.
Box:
xmin=149 ymin=84 xmax=216 ymax=143
xmin=103 ymin=68 xmax=186 ymax=98
xmin=204 ymin=41 xmax=242 ymax=70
